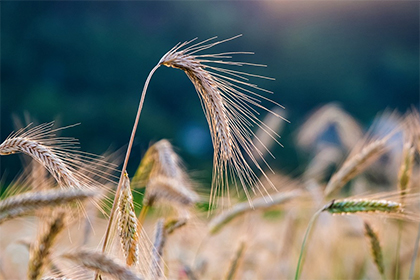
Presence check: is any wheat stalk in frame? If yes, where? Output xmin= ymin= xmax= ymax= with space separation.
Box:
xmin=62 ymin=250 xmax=142 ymax=280
xmin=117 ymin=172 xmax=139 ymax=267
xmin=364 ymin=222 xmax=385 ymax=279
xmin=28 ymin=211 xmax=66 ymax=280
xmin=322 ymin=198 xmax=402 ymax=214
xmin=0 ymin=189 xmax=96 ymax=224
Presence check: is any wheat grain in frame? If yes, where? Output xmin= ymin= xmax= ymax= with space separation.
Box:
xmin=28 ymin=211 xmax=66 ymax=280
xmin=62 ymin=250 xmax=142 ymax=280
xmin=117 ymin=172 xmax=139 ymax=267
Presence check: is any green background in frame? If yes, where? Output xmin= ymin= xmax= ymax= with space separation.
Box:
xmin=1 ymin=1 xmax=419 ymax=192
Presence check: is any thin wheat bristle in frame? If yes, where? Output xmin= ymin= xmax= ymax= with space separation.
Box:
xmin=209 ymin=190 xmax=300 ymax=234
xmin=62 ymin=250 xmax=142 ymax=280
xmin=117 ymin=172 xmax=139 ymax=267
xmin=144 ymin=175 xmax=199 ymax=208
xmin=28 ymin=211 xmax=66 ymax=280
xmin=322 ymin=198 xmax=402 ymax=215
xmin=158 ymin=35 xmax=284 ymax=207
xmin=364 ymin=222 xmax=385 ymax=278
xmin=150 ymin=218 xmax=166 ymax=279
xmin=0 ymin=189 xmax=96 ymax=224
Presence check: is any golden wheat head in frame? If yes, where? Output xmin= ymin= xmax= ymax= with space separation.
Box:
xmin=158 ymin=35 xmax=285 ymax=207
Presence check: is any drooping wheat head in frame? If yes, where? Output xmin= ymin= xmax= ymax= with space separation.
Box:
xmin=158 ymin=35 xmax=284 ymax=207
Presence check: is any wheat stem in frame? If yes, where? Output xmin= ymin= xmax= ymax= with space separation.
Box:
xmin=99 ymin=64 xmax=160 ymax=262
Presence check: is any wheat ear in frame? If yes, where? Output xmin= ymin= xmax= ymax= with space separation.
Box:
xmin=0 ymin=189 xmax=96 ymax=224
xmin=364 ymin=222 xmax=385 ymax=280
xmin=322 ymin=198 xmax=402 ymax=214
xmin=209 ymin=190 xmax=300 ymax=234
xmin=28 ymin=211 xmax=66 ymax=280
xmin=117 ymin=172 xmax=139 ymax=267
xmin=62 ymin=250 xmax=142 ymax=280
xmin=159 ymin=35 xmax=284 ymax=207
xmin=0 ymin=124 xmax=80 ymax=188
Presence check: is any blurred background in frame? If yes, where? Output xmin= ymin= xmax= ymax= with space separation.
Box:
xmin=1 ymin=1 xmax=419 ymax=192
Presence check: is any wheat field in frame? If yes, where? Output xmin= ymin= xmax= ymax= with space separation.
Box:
xmin=0 ymin=36 xmax=419 ymax=280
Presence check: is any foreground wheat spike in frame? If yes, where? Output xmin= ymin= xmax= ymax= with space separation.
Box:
xmin=100 ymin=35 xmax=282 ymax=261
xmin=322 ymin=199 xmax=402 ymax=215
xmin=28 ymin=211 xmax=66 ymax=280
xmin=117 ymin=172 xmax=139 ymax=267
xmin=209 ymin=190 xmax=301 ymax=234
xmin=159 ymin=35 xmax=284 ymax=206
xmin=62 ymin=250 xmax=142 ymax=280
xmin=364 ymin=222 xmax=385 ymax=279
xmin=0 ymin=189 xmax=96 ymax=224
